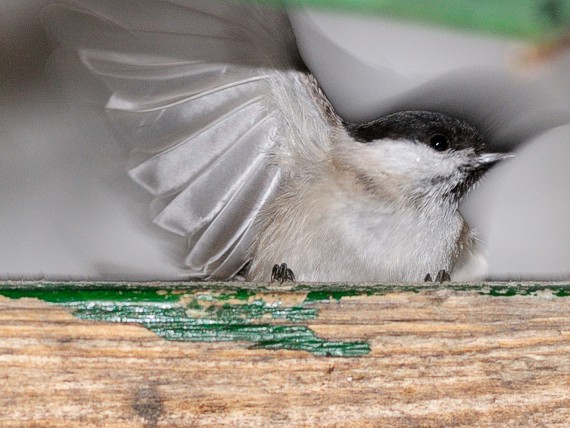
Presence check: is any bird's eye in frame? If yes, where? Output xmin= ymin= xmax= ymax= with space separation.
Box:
xmin=430 ymin=134 xmax=449 ymax=152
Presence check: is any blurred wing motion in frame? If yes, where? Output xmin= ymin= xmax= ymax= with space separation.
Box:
xmin=43 ymin=0 xmax=310 ymax=279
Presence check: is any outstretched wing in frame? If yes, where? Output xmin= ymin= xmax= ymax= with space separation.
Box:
xmin=42 ymin=0 xmax=317 ymax=279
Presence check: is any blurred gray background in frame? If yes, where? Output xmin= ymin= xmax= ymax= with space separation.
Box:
xmin=1 ymin=0 xmax=188 ymax=279
xmin=2 ymin=0 xmax=570 ymax=280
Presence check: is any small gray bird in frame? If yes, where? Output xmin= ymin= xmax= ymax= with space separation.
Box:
xmin=44 ymin=0 xmax=509 ymax=282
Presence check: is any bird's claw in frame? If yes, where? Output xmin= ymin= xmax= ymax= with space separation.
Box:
xmin=424 ymin=269 xmax=451 ymax=283
xmin=271 ymin=263 xmax=295 ymax=284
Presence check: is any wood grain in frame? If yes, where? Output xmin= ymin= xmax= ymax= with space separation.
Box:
xmin=2 ymin=287 xmax=570 ymax=427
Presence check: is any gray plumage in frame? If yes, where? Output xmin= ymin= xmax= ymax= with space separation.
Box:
xmin=43 ymin=0 xmax=508 ymax=282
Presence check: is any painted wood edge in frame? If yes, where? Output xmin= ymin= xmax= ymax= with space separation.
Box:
xmin=1 ymin=280 xmax=570 ymax=294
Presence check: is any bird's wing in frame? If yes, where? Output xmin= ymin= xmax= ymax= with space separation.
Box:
xmin=42 ymin=0 xmax=327 ymax=279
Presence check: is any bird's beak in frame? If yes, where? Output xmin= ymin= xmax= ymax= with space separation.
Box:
xmin=475 ymin=152 xmax=515 ymax=169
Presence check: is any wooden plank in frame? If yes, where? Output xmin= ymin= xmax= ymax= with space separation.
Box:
xmin=1 ymin=282 xmax=570 ymax=426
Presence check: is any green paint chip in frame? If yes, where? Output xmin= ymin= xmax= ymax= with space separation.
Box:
xmin=554 ymin=288 xmax=570 ymax=297
xmin=305 ymin=290 xmax=363 ymax=302
xmin=488 ymin=287 xmax=520 ymax=297
xmin=0 ymin=287 xmax=181 ymax=303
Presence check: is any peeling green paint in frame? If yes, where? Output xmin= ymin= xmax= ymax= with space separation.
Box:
xmin=479 ymin=284 xmax=570 ymax=297
xmin=555 ymin=289 xmax=570 ymax=297
xmin=487 ymin=287 xmax=520 ymax=297
xmin=0 ymin=285 xmax=370 ymax=357
xmin=305 ymin=290 xmax=363 ymax=302
xmin=0 ymin=287 xmax=181 ymax=303
xmin=2 ymin=281 xmax=570 ymax=357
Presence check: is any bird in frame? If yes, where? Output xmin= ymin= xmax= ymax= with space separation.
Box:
xmin=42 ymin=0 xmax=511 ymax=283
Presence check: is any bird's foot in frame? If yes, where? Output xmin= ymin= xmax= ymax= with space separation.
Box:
xmin=436 ymin=269 xmax=451 ymax=283
xmin=424 ymin=269 xmax=451 ymax=283
xmin=270 ymin=263 xmax=295 ymax=284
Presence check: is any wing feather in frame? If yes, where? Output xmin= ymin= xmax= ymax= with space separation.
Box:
xmin=128 ymin=98 xmax=270 ymax=196
xmin=82 ymin=51 xmax=269 ymax=112
xmin=207 ymin=173 xmax=282 ymax=280
xmin=43 ymin=0 xmax=299 ymax=65
xmin=148 ymin=111 xmax=277 ymax=237
xmin=184 ymin=123 xmax=282 ymax=269
xmin=43 ymin=0 xmax=319 ymax=278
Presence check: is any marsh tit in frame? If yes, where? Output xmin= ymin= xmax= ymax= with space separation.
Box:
xmin=43 ymin=0 xmax=510 ymax=282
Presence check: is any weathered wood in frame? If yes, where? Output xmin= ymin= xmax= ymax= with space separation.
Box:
xmin=1 ymin=283 xmax=570 ymax=427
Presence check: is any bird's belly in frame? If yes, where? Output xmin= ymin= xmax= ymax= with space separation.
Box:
xmin=250 ymin=209 xmax=462 ymax=282
xmin=287 ymin=231 xmax=456 ymax=282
